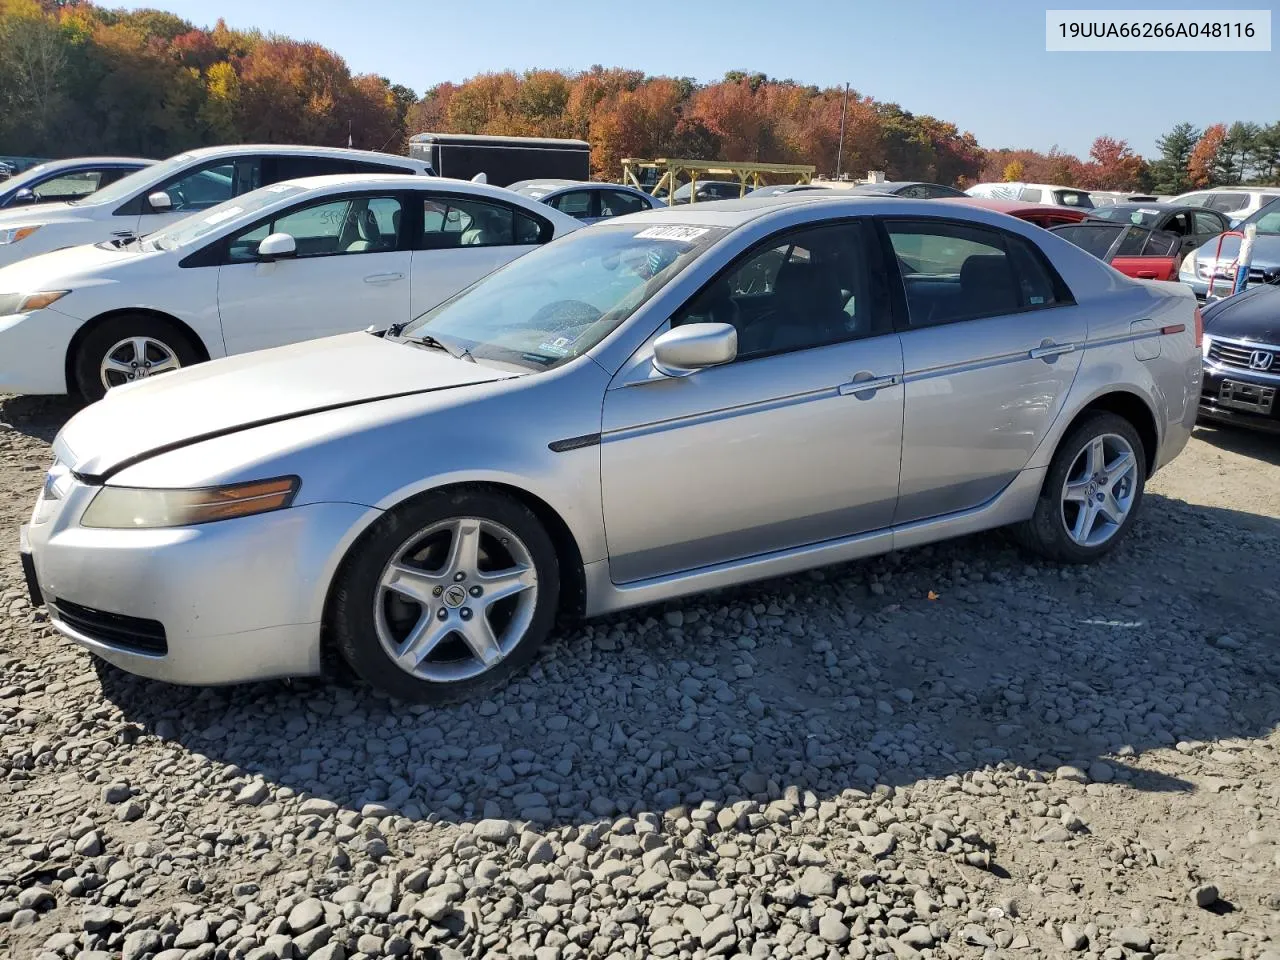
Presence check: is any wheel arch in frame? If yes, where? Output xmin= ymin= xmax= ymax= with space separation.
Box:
xmin=64 ymin=308 xmax=213 ymax=394
xmin=1055 ymin=389 xmax=1160 ymax=474
xmin=319 ymin=479 xmax=588 ymax=667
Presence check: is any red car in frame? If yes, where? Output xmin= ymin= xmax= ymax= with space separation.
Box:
xmin=942 ymin=197 xmax=1180 ymax=281
xmin=940 ymin=197 xmax=1090 ymax=228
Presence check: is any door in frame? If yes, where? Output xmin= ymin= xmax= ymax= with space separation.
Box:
xmin=600 ymin=220 xmax=904 ymax=583
xmin=409 ymin=194 xmax=549 ymax=317
xmin=1110 ymin=227 xmax=1180 ymax=281
xmin=884 ymin=218 xmax=1088 ymax=523
xmin=217 ymin=193 xmax=410 ymax=355
xmin=546 ymin=189 xmax=598 ymax=223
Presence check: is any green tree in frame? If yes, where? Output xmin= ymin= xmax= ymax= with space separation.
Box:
xmin=1150 ymin=122 xmax=1200 ymax=193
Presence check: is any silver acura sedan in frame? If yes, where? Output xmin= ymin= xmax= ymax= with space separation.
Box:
xmin=20 ymin=195 xmax=1203 ymax=702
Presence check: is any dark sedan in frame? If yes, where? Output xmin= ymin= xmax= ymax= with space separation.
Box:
xmin=1199 ymin=281 xmax=1280 ymax=433
xmin=1088 ymin=202 xmax=1230 ymax=268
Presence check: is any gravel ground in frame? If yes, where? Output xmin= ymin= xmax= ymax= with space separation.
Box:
xmin=1 ymin=393 xmax=1278 ymax=960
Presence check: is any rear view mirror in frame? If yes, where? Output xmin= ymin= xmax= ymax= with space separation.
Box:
xmin=257 ymin=233 xmax=297 ymax=261
xmin=652 ymin=322 xmax=737 ymax=377
xmin=147 ymin=191 xmax=173 ymax=212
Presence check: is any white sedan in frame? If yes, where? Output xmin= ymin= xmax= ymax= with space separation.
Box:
xmin=0 ymin=175 xmax=581 ymax=399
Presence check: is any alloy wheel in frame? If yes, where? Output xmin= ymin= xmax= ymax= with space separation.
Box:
xmin=373 ymin=517 xmax=538 ymax=683
xmin=100 ymin=336 xmax=181 ymax=390
xmin=1059 ymin=433 xmax=1138 ymax=548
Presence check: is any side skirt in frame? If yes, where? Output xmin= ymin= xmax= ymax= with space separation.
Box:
xmin=583 ymin=466 xmax=1047 ymax=617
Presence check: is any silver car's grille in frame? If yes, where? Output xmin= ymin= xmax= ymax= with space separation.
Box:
xmin=1207 ymin=337 xmax=1280 ymax=373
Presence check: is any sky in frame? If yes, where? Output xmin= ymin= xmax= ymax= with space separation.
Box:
xmin=123 ymin=0 xmax=1278 ymax=158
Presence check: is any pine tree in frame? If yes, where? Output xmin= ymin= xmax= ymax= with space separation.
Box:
xmin=1150 ymin=122 xmax=1199 ymax=194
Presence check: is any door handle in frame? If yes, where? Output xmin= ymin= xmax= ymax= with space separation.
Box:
xmin=1136 ymin=271 xmax=1158 ymax=279
xmin=838 ymin=373 xmax=900 ymax=397
xmin=1028 ymin=341 xmax=1077 ymax=361
xmin=364 ymin=272 xmax=404 ymax=284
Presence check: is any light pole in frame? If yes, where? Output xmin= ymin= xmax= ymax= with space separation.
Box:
xmin=835 ymin=82 xmax=850 ymax=180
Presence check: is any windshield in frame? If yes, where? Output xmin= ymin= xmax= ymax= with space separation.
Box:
xmin=1090 ymin=206 xmax=1161 ymax=227
xmin=70 ymin=152 xmax=193 ymax=207
xmin=141 ymin=183 xmax=308 ymax=251
xmin=1240 ymin=197 xmax=1280 ymax=235
xmin=395 ymin=222 xmax=727 ymax=370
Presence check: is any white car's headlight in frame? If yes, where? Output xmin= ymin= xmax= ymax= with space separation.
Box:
xmin=0 ymin=290 xmax=70 ymax=315
xmin=0 ymin=225 xmax=42 ymax=245
xmin=81 ymin=477 xmax=300 ymax=529
xmin=1179 ymin=252 xmax=1197 ymax=277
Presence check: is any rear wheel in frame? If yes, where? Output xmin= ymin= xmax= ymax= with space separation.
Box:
xmin=1013 ymin=412 xmax=1146 ymax=563
xmin=74 ymin=314 xmax=202 ymax=401
xmin=330 ymin=488 xmax=560 ymax=703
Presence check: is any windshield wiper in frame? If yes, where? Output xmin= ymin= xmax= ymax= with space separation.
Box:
xmin=406 ymin=333 xmax=462 ymax=359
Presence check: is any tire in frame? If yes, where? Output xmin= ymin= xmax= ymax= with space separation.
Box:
xmin=330 ymin=488 xmax=561 ymax=704
xmin=1013 ymin=412 xmax=1147 ymax=564
xmin=74 ymin=314 xmax=203 ymax=402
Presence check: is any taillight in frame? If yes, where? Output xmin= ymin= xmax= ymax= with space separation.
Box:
xmin=1193 ymin=306 xmax=1203 ymax=347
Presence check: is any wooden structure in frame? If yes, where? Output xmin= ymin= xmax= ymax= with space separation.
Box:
xmin=621 ymin=158 xmax=816 ymax=202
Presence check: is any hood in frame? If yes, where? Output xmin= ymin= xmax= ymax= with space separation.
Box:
xmin=0 ymin=241 xmax=155 ymax=294
xmin=1193 ymin=233 xmax=1280 ymax=269
xmin=1203 ymin=283 xmax=1280 ymax=344
xmin=0 ymin=200 xmax=96 ymax=226
xmin=57 ymin=332 xmax=514 ymax=479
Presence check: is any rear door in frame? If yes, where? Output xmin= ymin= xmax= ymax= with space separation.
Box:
xmin=884 ymin=217 xmax=1087 ymax=523
xmin=409 ymin=193 xmax=553 ymax=316
xmin=217 ymin=191 xmax=410 ymax=354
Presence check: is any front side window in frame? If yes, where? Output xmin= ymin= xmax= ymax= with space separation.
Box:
xmin=227 ymin=195 xmax=403 ymax=262
xmin=673 ymin=222 xmax=877 ymax=358
xmin=397 ymin=222 xmax=726 ymax=370
xmin=888 ymin=220 xmax=1063 ymax=327
xmin=32 ymin=170 xmax=103 ymax=201
xmin=599 ymin=190 xmax=648 ymax=217
xmin=1193 ymin=211 xmax=1227 ymax=235
xmin=145 ymin=183 xmax=309 ymax=252
xmin=151 ymin=161 xmax=237 ymax=214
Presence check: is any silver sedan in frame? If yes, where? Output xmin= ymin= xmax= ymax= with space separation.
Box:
xmin=21 ymin=195 xmax=1203 ymax=702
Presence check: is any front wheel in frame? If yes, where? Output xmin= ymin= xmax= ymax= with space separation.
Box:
xmin=74 ymin=314 xmax=202 ymax=401
xmin=330 ymin=488 xmax=561 ymax=703
xmin=1013 ymin=412 xmax=1147 ymax=563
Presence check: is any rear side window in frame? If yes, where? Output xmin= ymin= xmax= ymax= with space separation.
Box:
xmin=350 ymin=160 xmax=416 ymax=176
xmin=1206 ymin=193 xmax=1247 ymax=213
xmin=1054 ymin=189 xmax=1094 ymax=208
xmin=270 ymin=156 xmax=354 ymax=180
xmin=886 ymin=220 xmax=1067 ymax=328
xmin=1052 ymin=223 xmax=1124 ymax=260
xmin=1018 ymin=187 xmax=1043 ymax=202
xmin=600 ymin=190 xmax=648 ymax=217
xmin=549 ymin=191 xmax=594 ymax=219
xmin=420 ymin=196 xmax=548 ymax=249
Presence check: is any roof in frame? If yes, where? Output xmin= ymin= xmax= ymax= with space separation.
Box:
xmin=272 ymin=174 xmax=516 ymax=192
xmin=1094 ymin=202 xmax=1206 ymax=215
xmin=410 ymin=133 xmax=590 ymax=149
xmin=179 ymin=144 xmax=429 ymax=166
xmin=30 ymin=156 xmax=154 ymax=167
xmin=605 ymin=193 xmax=978 ymax=230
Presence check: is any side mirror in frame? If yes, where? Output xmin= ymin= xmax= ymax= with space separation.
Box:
xmin=147 ymin=191 xmax=173 ymax=212
xmin=257 ymin=232 xmax=297 ymax=261
xmin=10 ymin=188 xmax=36 ymax=207
xmin=652 ymin=322 xmax=737 ymax=377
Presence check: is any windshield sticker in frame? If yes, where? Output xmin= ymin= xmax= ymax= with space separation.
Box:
xmin=635 ymin=225 xmax=710 ymax=242
xmin=266 ymin=184 xmax=296 ymax=193
xmin=536 ymin=336 xmax=575 ymax=357
xmin=202 ymin=206 xmax=243 ymax=225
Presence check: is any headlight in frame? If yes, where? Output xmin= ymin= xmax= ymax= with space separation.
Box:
xmin=81 ymin=477 xmax=300 ymax=529
xmin=0 ymin=225 xmax=42 ymax=245
xmin=0 ymin=290 xmax=70 ymax=313
xmin=1179 ymin=252 xmax=1197 ymax=277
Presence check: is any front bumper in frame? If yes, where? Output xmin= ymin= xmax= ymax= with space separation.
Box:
xmin=0 ymin=309 xmax=82 ymax=395
xmin=23 ymin=487 xmax=378 ymax=685
xmin=1199 ymin=361 xmax=1280 ymax=434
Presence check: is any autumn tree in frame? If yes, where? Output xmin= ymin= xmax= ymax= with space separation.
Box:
xmin=1188 ymin=124 xmax=1227 ymax=188
xmin=1002 ymin=159 xmax=1024 ymax=181
xmin=1085 ymin=136 xmax=1148 ymax=190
